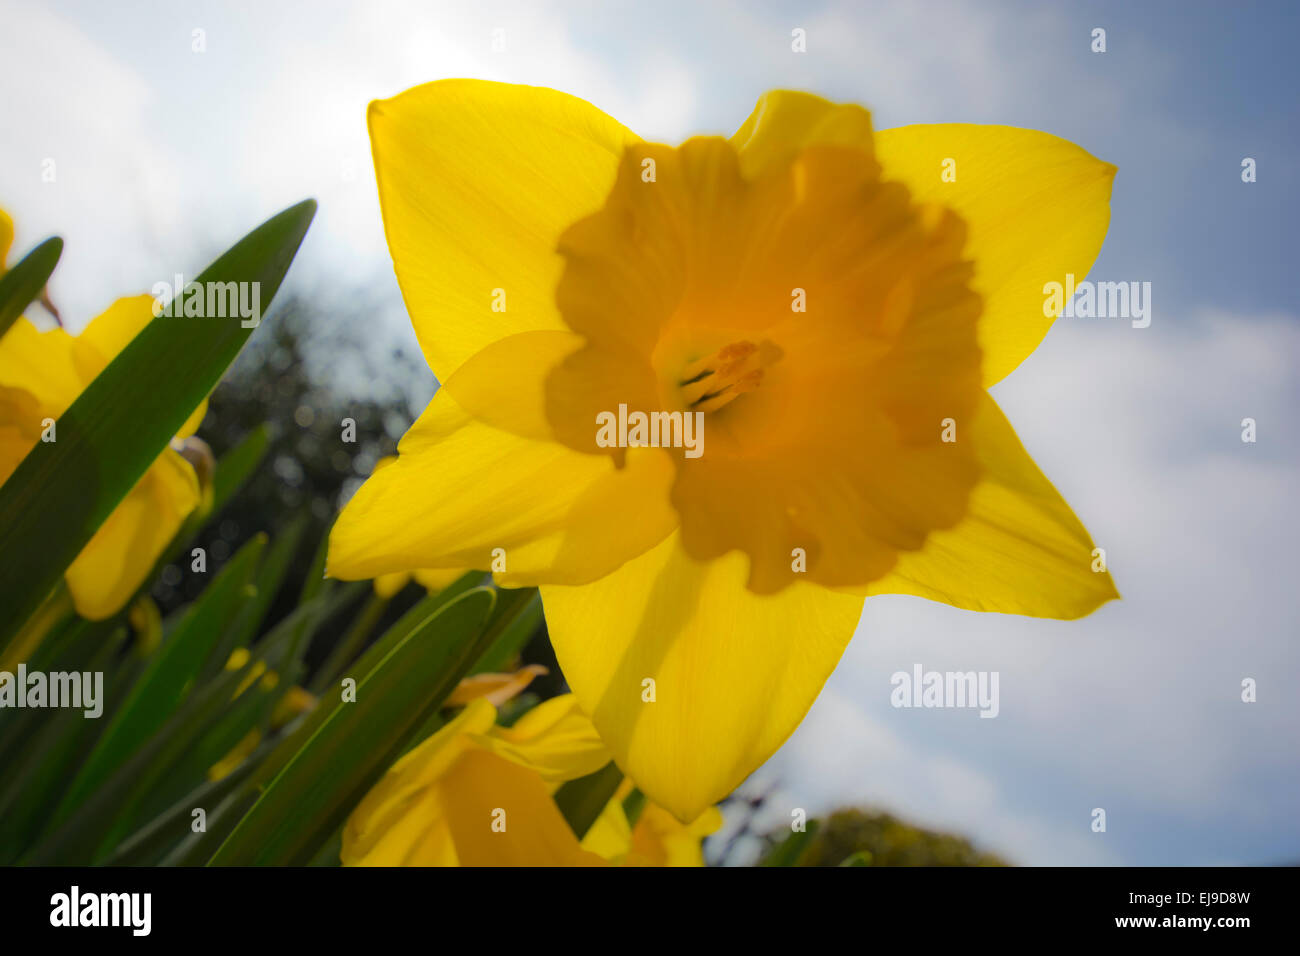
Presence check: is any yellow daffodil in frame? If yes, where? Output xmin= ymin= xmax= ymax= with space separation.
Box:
xmin=582 ymin=779 xmax=722 ymax=867
xmin=372 ymin=566 xmax=465 ymax=599
xmin=366 ymin=456 xmax=468 ymax=597
xmin=328 ymin=81 xmax=1119 ymax=821
xmin=444 ymin=663 xmax=548 ymax=707
xmin=342 ymin=693 xmax=718 ymax=866
xmin=342 ymin=694 xmax=609 ymax=866
xmin=0 ymin=208 xmax=13 ymax=265
xmin=0 ymin=278 xmax=206 ymax=619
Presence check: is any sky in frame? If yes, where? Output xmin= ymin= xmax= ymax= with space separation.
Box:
xmin=2 ymin=0 xmax=1297 ymax=864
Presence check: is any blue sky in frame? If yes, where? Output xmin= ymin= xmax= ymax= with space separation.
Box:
xmin=3 ymin=0 xmax=1297 ymax=864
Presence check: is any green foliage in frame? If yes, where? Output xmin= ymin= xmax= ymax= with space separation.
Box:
xmin=0 ymin=203 xmax=550 ymax=866
xmin=0 ymin=236 xmax=62 ymax=338
xmin=772 ymin=808 xmax=1010 ymax=867
xmin=0 ymin=202 xmax=315 ymax=651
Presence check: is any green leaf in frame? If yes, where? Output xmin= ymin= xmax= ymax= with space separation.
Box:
xmin=297 ymin=517 xmax=335 ymax=606
xmin=308 ymin=571 xmax=479 ymax=695
xmin=208 ymin=587 xmax=496 ymax=865
xmin=307 ymin=591 xmax=390 ymax=694
xmin=199 ymin=515 xmax=308 ymax=680
xmin=555 ymin=761 xmax=623 ymax=840
xmin=470 ymin=587 xmax=541 ymax=674
xmin=22 ymin=653 xmax=265 ymax=864
xmin=0 ymin=628 xmax=128 ymax=861
xmin=621 ymin=787 xmax=647 ymax=828
xmin=210 ymin=424 xmax=271 ymax=517
xmin=52 ymin=534 xmax=266 ymax=821
xmin=22 ymin=582 xmax=334 ymax=866
xmin=135 ymin=587 xmax=351 ymax=831
xmin=106 ymin=748 xmax=266 ymax=866
xmin=0 ymin=200 xmax=316 ymax=653
xmin=759 ymin=819 xmax=821 ymax=866
xmin=0 ymin=236 xmax=62 ymax=338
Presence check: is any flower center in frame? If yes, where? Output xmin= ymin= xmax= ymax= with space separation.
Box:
xmin=678 ymin=341 xmax=767 ymax=414
xmin=545 ymin=136 xmax=984 ymax=593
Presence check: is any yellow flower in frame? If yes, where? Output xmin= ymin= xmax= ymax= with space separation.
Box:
xmin=343 ymin=694 xmax=607 ymax=866
xmin=582 ymin=781 xmax=722 ymax=867
xmin=0 ymin=286 xmax=206 ymax=620
xmin=0 ymin=207 xmax=13 ymax=265
xmin=372 ymin=566 xmax=465 ymax=599
xmin=444 ymin=663 xmax=548 ymax=707
xmin=366 ymin=456 xmax=469 ymax=597
xmin=327 ymin=81 xmax=1119 ymax=821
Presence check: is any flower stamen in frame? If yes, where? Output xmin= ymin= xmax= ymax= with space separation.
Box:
xmin=679 ymin=341 xmax=765 ymax=413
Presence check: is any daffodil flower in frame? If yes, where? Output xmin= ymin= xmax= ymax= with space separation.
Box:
xmin=328 ymin=81 xmax=1119 ymax=822
xmin=0 ymin=279 xmax=206 ymax=619
xmin=582 ymin=779 xmax=722 ymax=867
xmin=372 ymin=567 xmax=466 ymax=599
xmin=444 ymin=663 xmax=548 ymax=708
xmin=342 ymin=693 xmax=716 ymax=866
xmin=364 ymin=455 xmax=469 ymax=598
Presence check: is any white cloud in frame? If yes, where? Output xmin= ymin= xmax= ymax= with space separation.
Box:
xmin=763 ymin=310 xmax=1300 ymax=864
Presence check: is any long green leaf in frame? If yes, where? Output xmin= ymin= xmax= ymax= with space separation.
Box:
xmin=0 ymin=236 xmax=62 ymax=337
xmin=471 ymin=587 xmax=541 ymax=674
xmin=22 ymin=655 xmax=262 ymax=864
xmin=210 ymin=424 xmax=271 ymax=517
xmin=0 ymin=200 xmax=316 ymax=651
xmin=171 ymin=577 xmax=474 ymax=863
xmin=107 ymin=745 xmax=267 ymax=866
xmin=0 ymin=628 xmax=127 ymax=861
xmin=200 ymin=515 xmax=308 ymax=680
xmin=208 ymin=588 xmax=496 ymax=865
xmin=52 ymin=535 xmax=265 ymax=820
xmin=22 ymin=583 xmax=333 ymax=865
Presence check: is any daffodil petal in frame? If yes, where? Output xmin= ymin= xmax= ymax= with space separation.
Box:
xmin=0 ymin=318 xmax=85 ymax=412
xmin=446 ymin=664 xmax=548 ymax=709
xmin=440 ymin=749 xmax=606 ymax=866
xmin=441 ymin=329 xmax=585 ymax=443
xmin=728 ymin=94 xmax=1116 ymax=386
xmin=729 ymin=89 xmax=875 ymax=179
xmin=342 ymin=699 xmax=495 ymax=865
xmin=76 ymin=295 xmax=156 ymax=368
xmin=630 ymin=802 xmax=723 ymax=866
xmin=581 ymin=799 xmax=633 ymax=862
xmin=372 ymin=571 xmax=410 ymax=599
xmin=476 ymin=693 xmax=612 ymax=784
xmin=327 ymin=385 xmax=677 ymax=587
xmin=63 ymin=448 xmax=200 ymax=619
xmin=0 ymin=207 xmax=13 ymax=266
xmin=873 ymin=123 xmax=1115 ymax=385
xmin=411 ymin=567 xmax=467 ymax=592
xmin=541 ymin=532 xmax=866 ymax=822
xmin=859 ymin=393 xmax=1119 ymax=618
xmin=368 ymin=79 xmax=640 ymax=380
